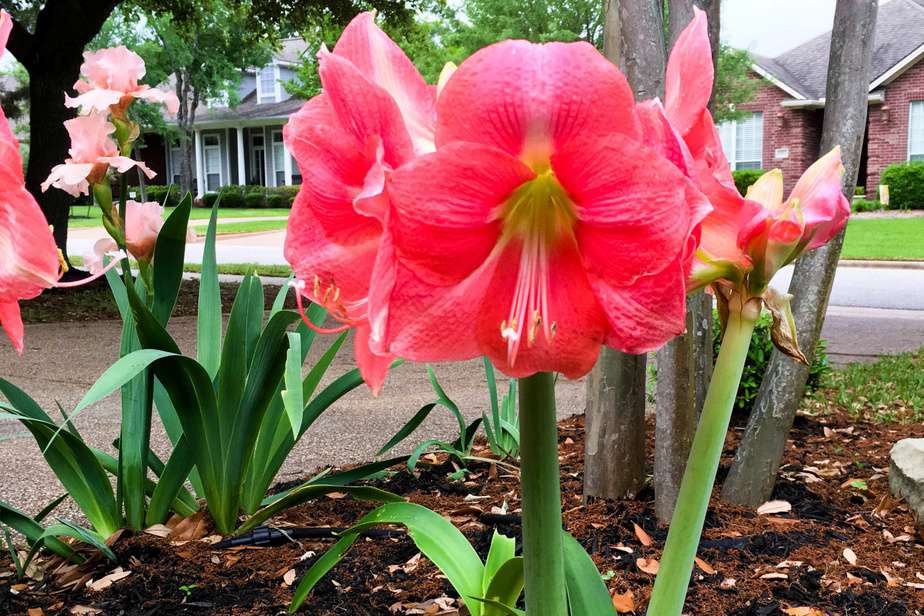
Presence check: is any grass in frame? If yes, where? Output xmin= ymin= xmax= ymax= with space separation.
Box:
xmin=69 ymin=255 xmax=292 ymax=278
xmin=820 ymin=347 xmax=924 ymax=421
xmin=841 ymin=217 xmax=924 ymax=261
xmin=192 ymin=220 xmax=288 ymax=235
xmin=68 ymin=206 xmax=289 ymax=228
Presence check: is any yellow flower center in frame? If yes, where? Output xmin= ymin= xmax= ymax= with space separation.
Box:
xmin=500 ymin=168 xmax=577 ymax=247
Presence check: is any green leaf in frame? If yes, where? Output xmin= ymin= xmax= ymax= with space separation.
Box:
xmin=270 ymin=276 xmax=293 ymax=316
xmin=562 ymin=531 xmax=614 ymax=616
xmin=146 ymin=436 xmax=198 ymax=525
xmin=469 ymin=598 xmax=525 ymax=616
xmin=152 ymin=193 xmax=191 ymax=324
xmin=281 ymin=332 xmax=304 ymax=438
xmin=291 ymin=503 xmax=485 ymax=615
xmin=483 ymin=531 xmax=515 ymax=595
xmin=377 ymin=402 xmax=439 ymax=457
xmin=479 ymin=556 xmax=524 ymax=616
xmin=0 ymin=500 xmax=76 ymax=561
xmin=23 ymin=520 xmax=115 ymax=572
xmin=197 ymin=202 xmax=222 ymax=378
xmin=237 ymin=484 xmax=402 ymax=534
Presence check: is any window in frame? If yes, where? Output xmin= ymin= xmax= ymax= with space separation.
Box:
xmin=203 ymin=134 xmax=222 ymax=191
xmin=291 ymin=155 xmax=302 ymax=185
xmin=250 ymin=132 xmax=266 ymax=185
xmin=717 ymin=112 xmax=764 ymax=170
xmin=257 ymin=65 xmax=278 ymax=104
xmin=909 ymin=101 xmax=924 ymax=161
xmin=272 ymin=130 xmax=286 ymax=186
xmin=170 ymin=144 xmax=183 ymax=186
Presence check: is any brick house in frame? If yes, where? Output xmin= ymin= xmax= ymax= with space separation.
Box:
xmin=724 ymin=0 xmax=924 ymax=198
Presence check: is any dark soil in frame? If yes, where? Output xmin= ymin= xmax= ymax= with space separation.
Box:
xmin=2 ymin=409 xmax=923 ymax=615
xmin=19 ymin=278 xmax=295 ymax=324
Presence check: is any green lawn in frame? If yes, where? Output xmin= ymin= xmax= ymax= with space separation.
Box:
xmin=68 ymin=206 xmax=290 ymax=228
xmin=841 ymin=217 xmax=924 ymax=261
xmin=192 ymin=219 xmax=288 ymax=235
xmin=821 ymin=347 xmax=924 ymax=421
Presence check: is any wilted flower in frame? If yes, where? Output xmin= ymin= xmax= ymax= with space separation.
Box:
xmin=65 ymin=46 xmax=180 ymax=116
xmin=41 ymin=112 xmax=155 ymax=197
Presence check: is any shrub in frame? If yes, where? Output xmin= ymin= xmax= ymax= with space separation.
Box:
xmin=266 ymin=193 xmax=286 ymax=208
xmin=851 ymin=198 xmax=883 ymax=213
xmin=880 ymin=161 xmax=924 ymax=210
xmin=201 ymin=192 xmax=220 ymax=208
xmin=713 ymin=310 xmax=829 ymax=412
xmin=732 ymin=168 xmax=765 ymax=196
xmin=127 ymin=184 xmax=181 ymax=207
xmin=244 ymin=192 xmax=266 ymax=208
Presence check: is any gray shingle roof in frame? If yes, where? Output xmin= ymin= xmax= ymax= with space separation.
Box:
xmin=195 ymin=96 xmax=306 ymax=125
xmin=752 ymin=0 xmax=924 ymax=99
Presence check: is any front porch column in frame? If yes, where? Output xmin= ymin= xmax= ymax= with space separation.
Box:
xmin=237 ymin=127 xmax=246 ymax=185
xmin=194 ymin=129 xmax=205 ymax=198
xmin=283 ymin=136 xmax=293 ymax=186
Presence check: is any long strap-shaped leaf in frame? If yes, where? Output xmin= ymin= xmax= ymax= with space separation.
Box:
xmin=562 ymin=531 xmax=614 ymax=615
xmin=197 ymin=202 xmax=222 ymax=377
xmin=151 ymin=195 xmax=191 ymax=325
xmin=291 ymin=503 xmax=485 ymax=615
xmin=0 ymin=500 xmax=76 ymax=561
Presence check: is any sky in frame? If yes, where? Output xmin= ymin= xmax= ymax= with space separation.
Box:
xmin=721 ymin=0 xmax=843 ymax=57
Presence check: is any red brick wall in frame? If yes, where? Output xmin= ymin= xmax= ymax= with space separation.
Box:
xmin=866 ymin=59 xmax=924 ymax=195
xmin=737 ymin=79 xmax=823 ymax=194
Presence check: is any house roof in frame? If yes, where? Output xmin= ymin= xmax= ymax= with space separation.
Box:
xmin=195 ymin=95 xmax=306 ymax=126
xmin=752 ymin=0 xmax=924 ymax=99
xmin=278 ymin=37 xmax=310 ymax=65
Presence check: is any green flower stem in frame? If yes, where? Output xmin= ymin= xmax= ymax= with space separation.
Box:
xmin=518 ymin=371 xmax=567 ymax=616
xmin=647 ymin=296 xmax=759 ymax=616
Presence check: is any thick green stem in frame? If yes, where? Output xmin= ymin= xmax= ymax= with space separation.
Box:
xmin=518 ymin=372 xmax=567 ymax=616
xmin=647 ymin=300 xmax=759 ymax=616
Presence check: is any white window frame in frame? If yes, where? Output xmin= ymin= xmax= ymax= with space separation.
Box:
xmin=256 ymin=64 xmax=281 ymax=104
xmin=908 ymin=101 xmax=924 ymax=161
xmin=718 ymin=112 xmax=764 ymax=170
xmin=271 ymin=128 xmax=286 ymax=187
xmin=169 ymin=143 xmax=183 ymax=186
xmin=203 ymin=133 xmax=223 ymax=192
xmin=250 ymin=130 xmax=267 ymax=185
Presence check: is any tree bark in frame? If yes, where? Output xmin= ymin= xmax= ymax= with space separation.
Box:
xmin=652 ymin=0 xmax=720 ymax=523
xmin=722 ymin=0 xmax=877 ymax=507
xmin=584 ymin=0 xmax=665 ymax=501
xmin=5 ymin=0 xmax=120 ymax=264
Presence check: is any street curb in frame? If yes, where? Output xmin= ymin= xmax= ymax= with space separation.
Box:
xmin=839 ymin=259 xmax=924 ymax=270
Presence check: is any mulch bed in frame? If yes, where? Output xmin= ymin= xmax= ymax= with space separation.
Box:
xmin=2 ymin=408 xmax=922 ymax=615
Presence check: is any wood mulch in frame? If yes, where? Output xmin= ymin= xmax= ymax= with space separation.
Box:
xmin=2 ymin=407 xmax=923 ymax=615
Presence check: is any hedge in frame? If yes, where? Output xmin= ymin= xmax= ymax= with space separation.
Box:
xmin=880 ymin=161 xmax=924 ymax=210
xmin=126 ymin=184 xmax=183 ymax=208
xmin=732 ymin=168 xmax=765 ymax=196
xmin=851 ymin=198 xmax=883 ymax=213
xmin=196 ymin=184 xmax=299 ymax=209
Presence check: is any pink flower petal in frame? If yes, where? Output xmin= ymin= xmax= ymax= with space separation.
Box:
xmin=553 ymin=134 xmax=709 ymax=286
xmin=664 ymin=7 xmax=713 ymax=136
xmin=788 ymin=147 xmax=850 ymax=249
xmin=387 ymin=142 xmax=534 ymax=287
xmin=134 ymin=87 xmax=180 ymax=115
xmin=41 ymin=162 xmax=94 ymax=196
xmin=0 ymin=301 xmax=24 ymax=354
xmin=331 ymin=12 xmax=435 ymax=153
xmin=318 ymin=48 xmax=415 ymax=169
xmin=64 ymin=89 xmax=123 ymax=113
xmin=353 ymin=323 xmax=394 ymax=397
xmin=436 ymin=40 xmax=640 ymax=159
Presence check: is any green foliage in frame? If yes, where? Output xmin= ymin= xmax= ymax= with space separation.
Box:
xmin=292 ymin=503 xmax=524 ymax=615
xmin=824 ymin=347 xmax=924 ymax=422
xmin=713 ymin=311 xmax=829 ymax=412
xmin=713 ymin=45 xmax=760 ymax=124
xmin=851 ymin=198 xmax=884 ymax=213
xmin=732 ymin=169 xmax=765 ymax=196
xmin=199 ymin=185 xmax=298 ymax=209
xmin=481 ymin=358 xmax=520 ymax=460
xmin=128 ymin=184 xmax=183 ymax=208
xmin=880 ymin=162 xmax=924 ymax=210
xmin=841 ymin=217 xmax=924 ymax=261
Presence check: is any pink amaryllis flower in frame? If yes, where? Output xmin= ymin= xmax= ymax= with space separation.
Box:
xmin=84 ymin=200 xmax=164 ymax=274
xmin=0 ymin=9 xmax=60 ymax=353
xmin=41 ymin=112 xmax=155 ymax=197
xmin=284 ymin=11 xmax=436 ymax=394
xmin=370 ymin=40 xmax=711 ymax=378
xmin=657 ymin=9 xmax=848 ymax=292
xmin=65 ymin=46 xmax=180 ymax=115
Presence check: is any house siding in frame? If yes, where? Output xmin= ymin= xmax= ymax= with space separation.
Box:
xmin=867 ymin=59 xmax=924 ymax=193
xmin=738 ymin=77 xmax=823 ymax=194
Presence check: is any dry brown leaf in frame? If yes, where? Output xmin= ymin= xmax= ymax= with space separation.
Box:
xmin=636 ymin=558 xmax=660 ymax=575
xmin=69 ymin=607 xmax=102 ymax=615
xmin=842 ymin=548 xmax=858 ymax=566
xmin=783 ymin=608 xmax=824 ymax=616
xmin=28 ymin=608 xmax=43 ymax=616
xmin=759 ymin=572 xmax=788 ymax=580
xmin=757 ymin=500 xmax=792 ymax=515
xmin=846 ymin=572 xmax=864 ymax=586
xmin=168 ymin=510 xmax=210 ymax=542
xmin=633 ymin=523 xmax=653 ymax=547
xmin=283 ymin=569 xmax=296 ymax=587
xmin=694 ymin=557 xmax=716 ymax=575
xmin=719 ymin=578 xmax=737 ymax=590
xmin=88 ymin=568 xmax=131 ymax=592
xmin=143 ymin=524 xmax=171 ymax=538
xmin=611 ymin=589 xmax=635 ymax=613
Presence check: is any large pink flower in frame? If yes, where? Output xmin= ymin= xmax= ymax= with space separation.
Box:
xmin=65 ymin=47 xmax=180 ymax=115
xmin=41 ymin=112 xmax=155 ymax=197
xmin=283 ymin=12 xmax=436 ymax=394
xmin=0 ymin=10 xmax=60 ymax=353
xmin=659 ymin=9 xmax=848 ymax=292
xmin=371 ymin=40 xmax=711 ymax=379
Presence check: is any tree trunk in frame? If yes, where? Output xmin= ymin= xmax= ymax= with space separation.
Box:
xmin=5 ymin=0 xmax=120 ymax=265
xmin=652 ymin=0 xmax=720 ymax=523
xmin=722 ymin=0 xmax=878 ymax=507
xmin=584 ymin=0 xmax=665 ymax=501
